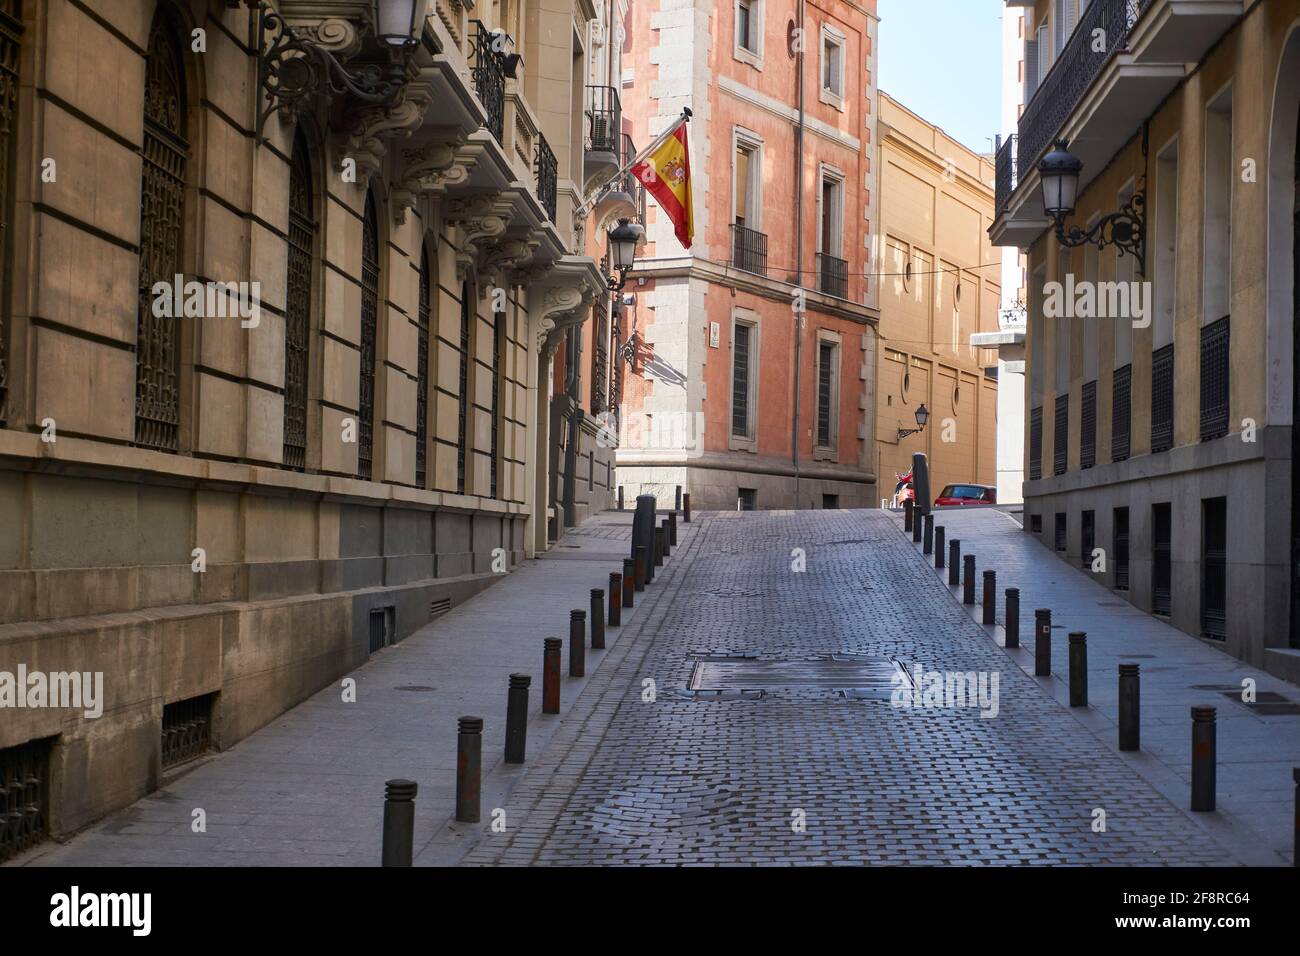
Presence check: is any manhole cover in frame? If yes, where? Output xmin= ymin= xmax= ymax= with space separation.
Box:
xmin=1219 ymin=691 xmax=1300 ymax=715
xmin=688 ymin=658 xmax=903 ymax=699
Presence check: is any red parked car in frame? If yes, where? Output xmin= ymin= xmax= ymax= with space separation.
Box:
xmin=934 ymin=484 xmax=997 ymax=507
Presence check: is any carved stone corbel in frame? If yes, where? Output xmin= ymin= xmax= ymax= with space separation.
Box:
xmin=445 ymin=194 xmax=515 ymax=282
xmin=535 ymin=284 xmax=596 ymax=355
xmin=340 ymin=76 xmax=434 ymax=188
xmin=392 ymin=140 xmax=471 ymax=225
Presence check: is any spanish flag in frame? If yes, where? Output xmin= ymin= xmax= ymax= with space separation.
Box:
xmin=631 ymin=117 xmax=694 ymax=249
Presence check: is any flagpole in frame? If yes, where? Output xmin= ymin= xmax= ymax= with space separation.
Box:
xmin=573 ymin=107 xmax=691 ymax=222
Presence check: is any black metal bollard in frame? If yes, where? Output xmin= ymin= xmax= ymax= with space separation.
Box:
xmin=1034 ymin=609 xmax=1051 ymax=676
xmin=982 ymin=570 xmax=996 ymax=625
xmin=683 ymin=493 xmax=691 ymax=523
xmin=608 ymin=572 xmax=622 ymax=626
xmin=617 ymin=486 xmax=624 ymax=511
xmin=542 ymin=638 xmax=561 ymax=714
xmin=654 ymin=527 xmax=665 ymax=567
xmin=590 ymin=589 xmax=606 ymax=650
xmin=1004 ymin=588 xmax=1019 ymax=648
xmin=935 ymin=526 xmax=946 ymax=569
xmin=660 ymin=519 xmax=671 ymax=559
xmin=456 ymin=717 xmax=483 ymax=823
xmin=382 ymin=779 xmax=417 ymax=867
xmin=569 ymin=610 xmax=586 ymax=677
xmin=1191 ymin=706 xmax=1217 ymax=811
xmin=634 ymin=547 xmax=648 ymax=591
xmin=1068 ymin=632 xmax=1088 ymax=707
xmin=912 ymin=508 xmax=923 ymax=543
xmin=922 ymin=514 xmax=933 ymax=555
xmin=962 ymin=555 xmax=976 ymax=605
xmin=669 ymin=510 xmax=678 ymax=546
xmin=903 ymin=498 xmax=914 ymax=532
xmin=622 ymin=558 xmax=636 ymax=607
xmin=504 ymin=674 xmax=530 ymax=764
xmin=1118 ymin=663 xmax=1140 ymax=751
xmin=948 ymin=540 xmax=960 ymax=587
xmin=675 ymin=485 xmax=682 ymax=512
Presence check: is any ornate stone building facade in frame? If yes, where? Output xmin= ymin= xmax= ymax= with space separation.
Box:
xmin=0 ymin=0 xmax=625 ymax=847
xmin=991 ymin=0 xmax=1300 ymax=682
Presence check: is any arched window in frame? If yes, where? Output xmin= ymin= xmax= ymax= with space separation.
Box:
xmin=415 ymin=241 xmax=431 ymax=488
xmin=456 ymin=282 xmax=470 ymax=494
xmin=135 ymin=7 xmax=189 ymax=451
xmin=357 ymin=190 xmax=379 ymax=480
xmin=0 ymin=0 xmax=22 ymax=422
xmin=283 ymin=129 xmax=316 ymax=470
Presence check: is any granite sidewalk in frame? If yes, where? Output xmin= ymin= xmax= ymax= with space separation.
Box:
xmin=900 ymin=506 xmax=1298 ymax=865
xmin=17 ymin=508 xmax=688 ymax=866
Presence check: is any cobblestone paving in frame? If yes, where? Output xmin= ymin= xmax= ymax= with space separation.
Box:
xmin=463 ymin=509 xmax=1242 ymax=865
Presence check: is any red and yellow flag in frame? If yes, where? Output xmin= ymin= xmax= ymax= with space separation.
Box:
xmin=631 ymin=119 xmax=694 ymax=249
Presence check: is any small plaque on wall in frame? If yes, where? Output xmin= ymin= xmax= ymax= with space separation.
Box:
xmin=709 ymin=322 xmax=720 ymax=348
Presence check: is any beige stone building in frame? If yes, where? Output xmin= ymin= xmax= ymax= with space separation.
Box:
xmin=0 ymin=0 xmax=628 ymax=853
xmin=875 ymin=93 xmax=1001 ymax=501
xmin=991 ymin=0 xmax=1300 ymax=683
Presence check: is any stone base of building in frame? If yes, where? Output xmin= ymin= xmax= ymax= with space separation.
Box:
xmin=0 ymin=463 xmax=527 ymax=839
xmin=1021 ymin=427 xmax=1295 ymax=682
xmin=617 ymin=454 xmax=877 ymax=512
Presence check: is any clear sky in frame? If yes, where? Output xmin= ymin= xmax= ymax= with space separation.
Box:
xmin=876 ymin=0 xmax=1005 ymax=155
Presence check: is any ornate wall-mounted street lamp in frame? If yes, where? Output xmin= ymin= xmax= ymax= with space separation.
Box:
xmin=1038 ymin=140 xmax=1147 ymax=276
xmin=253 ymin=0 xmax=426 ymax=143
xmin=606 ymin=218 xmax=644 ymax=291
xmin=897 ymin=403 xmax=929 ymax=441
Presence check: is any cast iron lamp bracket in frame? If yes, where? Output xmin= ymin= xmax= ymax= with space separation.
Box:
xmin=1053 ymin=190 xmax=1147 ymax=278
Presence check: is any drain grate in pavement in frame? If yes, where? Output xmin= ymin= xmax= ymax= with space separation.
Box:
xmin=395 ymin=685 xmax=436 ymax=692
xmin=1219 ymin=691 xmax=1300 ymax=716
xmin=658 ymin=687 xmax=765 ymax=701
xmin=688 ymin=658 xmax=902 ymax=699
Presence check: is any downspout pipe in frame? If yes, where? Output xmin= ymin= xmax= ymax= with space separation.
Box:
xmin=792 ymin=0 xmax=806 ymax=507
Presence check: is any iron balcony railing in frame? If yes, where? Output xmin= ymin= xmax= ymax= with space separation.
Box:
xmin=1112 ymin=363 xmax=1132 ymax=462
xmin=620 ymin=134 xmax=646 ymax=223
xmin=1029 ymin=405 xmax=1043 ymax=480
xmin=585 ymin=85 xmax=621 ymax=154
xmin=1016 ymin=0 xmax=1152 ymax=203
xmin=535 ymin=131 xmax=558 ymax=223
xmin=470 ymin=21 xmax=506 ymax=143
xmin=999 ymin=303 xmax=1027 ymax=329
xmin=1199 ymin=316 xmax=1229 ymax=441
xmin=817 ymin=252 xmax=848 ymax=299
xmin=994 ymin=134 xmax=1017 ymax=214
xmin=1080 ymin=380 xmax=1096 ymax=470
xmin=1151 ymin=343 xmax=1174 ymax=454
xmin=731 ymin=223 xmax=768 ymax=277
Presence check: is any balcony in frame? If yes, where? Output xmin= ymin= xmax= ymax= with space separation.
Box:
xmin=817 ymin=252 xmax=848 ymax=300
xmin=731 ymin=223 xmax=768 ymax=277
xmin=470 ymin=20 xmax=506 ymax=143
xmin=592 ymin=134 xmax=644 ymax=229
xmin=584 ymin=85 xmax=621 ymax=189
xmin=535 ymin=132 xmax=557 ymax=223
xmin=992 ymin=0 xmax=1241 ymax=248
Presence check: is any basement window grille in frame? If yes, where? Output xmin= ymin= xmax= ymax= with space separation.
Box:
xmin=161 ymin=693 xmax=214 ymax=769
xmin=1202 ymin=498 xmax=1227 ymax=640
xmin=1081 ymin=509 xmax=1095 ymax=570
xmin=1054 ymin=512 xmax=1066 ymax=552
xmin=1114 ymin=506 xmax=1130 ymax=590
xmin=1153 ymin=502 xmax=1172 ymax=616
xmin=369 ymin=606 xmax=395 ymax=654
xmin=0 ymin=737 xmax=50 ymax=863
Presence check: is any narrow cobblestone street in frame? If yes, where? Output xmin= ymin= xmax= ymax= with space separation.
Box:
xmin=463 ymin=509 xmax=1251 ymax=866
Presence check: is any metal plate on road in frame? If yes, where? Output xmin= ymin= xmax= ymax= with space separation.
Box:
xmin=688 ymin=658 xmax=902 ymax=697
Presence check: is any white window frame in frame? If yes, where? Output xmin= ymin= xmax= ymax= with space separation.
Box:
xmin=730 ymin=310 xmax=760 ymax=450
xmin=814 ymin=330 xmax=842 ymax=458
xmin=732 ymin=127 xmax=764 ymax=231
xmin=819 ymin=23 xmax=846 ymax=109
xmin=734 ymin=0 xmax=763 ymax=68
